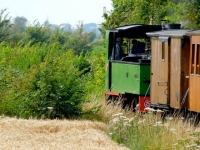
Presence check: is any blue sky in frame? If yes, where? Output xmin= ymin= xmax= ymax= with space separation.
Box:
xmin=1 ymin=0 xmax=112 ymax=26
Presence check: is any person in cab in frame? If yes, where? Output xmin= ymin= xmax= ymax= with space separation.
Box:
xmin=110 ymin=37 xmax=124 ymax=60
xmin=131 ymin=39 xmax=145 ymax=54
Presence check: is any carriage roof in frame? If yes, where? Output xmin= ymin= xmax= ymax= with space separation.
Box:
xmin=146 ymin=30 xmax=190 ymax=37
xmin=186 ymin=30 xmax=200 ymax=35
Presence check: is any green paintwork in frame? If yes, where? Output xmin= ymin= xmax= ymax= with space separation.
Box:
xmin=105 ymin=30 xmax=110 ymax=91
xmin=111 ymin=62 xmax=150 ymax=95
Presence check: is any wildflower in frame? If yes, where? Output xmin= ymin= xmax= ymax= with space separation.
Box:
xmin=123 ymin=118 xmax=130 ymax=121
xmin=123 ymin=122 xmax=131 ymax=127
xmin=109 ymin=132 xmax=113 ymax=135
xmin=153 ymin=121 xmax=163 ymax=127
xmin=111 ymin=117 xmax=120 ymax=123
xmin=138 ymin=120 xmax=143 ymax=124
xmin=112 ymin=113 xmax=123 ymax=117
xmin=120 ymin=115 xmax=127 ymax=119
xmin=138 ymin=119 xmax=146 ymax=124
xmin=129 ymin=117 xmax=134 ymax=122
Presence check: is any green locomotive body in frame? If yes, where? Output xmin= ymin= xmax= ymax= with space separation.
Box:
xmin=105 ymin=24 xmax=161 ymax=110
xmin=110 ymin=60 xmax=150 ymax=95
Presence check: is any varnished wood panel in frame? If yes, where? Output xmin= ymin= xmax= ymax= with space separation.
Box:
xmin=170 ymin=37 xmax=190 ymax=109
xmin=157 ymin=41 xmax=169 ymax=104
xmin=151 ymin=38 xmax=169 ymax=105
xmin=189 ymin=76 xmax=196 ymax=111
xmin=189 ymin=35 xmax=200 ymax=112
xmin=150 ymin=38 xmax=159 ymax=104
xmin=196 ymin=76 xmax=200 ymax=112
xmin=170 ymin=38 xmax=181 ymax=108
xmin=190 ymin=35 xmax=200 ymax=112
xmin=181 ymin=38 xmax=190 ymax=109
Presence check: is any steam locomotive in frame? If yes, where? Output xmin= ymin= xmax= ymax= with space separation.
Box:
xmin=105 ymin=23 xmax=200 ymax=116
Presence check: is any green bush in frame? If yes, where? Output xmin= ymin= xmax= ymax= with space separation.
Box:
xmin=0 ymin=43 xmax=86 ymax=119
xmin=24 ymin=49 xmax=85 ymax=119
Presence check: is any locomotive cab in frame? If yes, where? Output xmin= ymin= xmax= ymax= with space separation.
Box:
xmin=105 ymin=24 xmax=161 ymax=111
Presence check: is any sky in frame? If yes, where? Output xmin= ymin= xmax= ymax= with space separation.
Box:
xmin=1 ymin=0 xmax=112 ymax=26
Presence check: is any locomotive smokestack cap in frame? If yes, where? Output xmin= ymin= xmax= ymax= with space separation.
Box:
xmin=116 ymin=37 xmax=123 ymax=42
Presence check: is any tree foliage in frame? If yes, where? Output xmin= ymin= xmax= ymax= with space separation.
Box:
xmin=0 ymin=43 xmax=87 ymax=119
xmin=0 ymin=9 xmax=12 ymax=42
xmin=101 ymin=0 xmax=200 ymax=31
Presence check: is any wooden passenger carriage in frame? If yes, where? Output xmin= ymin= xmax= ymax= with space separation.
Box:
xmin=146 ymin=30 xmax=190 ymax=110
xmin=186 ymin=30 xmax=200 ymax=112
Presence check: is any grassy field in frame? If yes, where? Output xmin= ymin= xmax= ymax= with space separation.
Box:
xmin=0 ymin=117 xmax=128 ymax=150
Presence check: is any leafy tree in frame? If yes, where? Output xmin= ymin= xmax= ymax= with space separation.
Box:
xmin=64 ymin=21 xmax=96 ymax=55
xmin=101 ymin=0 xmax=200 ymax=32
xmin=102 ymin=0 xmax=167 ymax=28
xmin=0 ymin=9 xmax=12 ymax=42
xmin=9 ymin=16 xmax=27 ymax=44
xmin=13 ymin=16 xmax=27 ymax=32
xmin=185 ymin=0 xmax=200 ymax=29
xmin=22 ymin=24 xmax=51 ymax=45
xmin=48 ymin=27 xmax=67 ymax=45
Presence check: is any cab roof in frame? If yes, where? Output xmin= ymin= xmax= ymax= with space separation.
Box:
xmin=108 ymin=24 xmax=162 ymax=38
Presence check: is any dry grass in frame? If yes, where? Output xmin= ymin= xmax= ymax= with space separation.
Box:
xmin=82 ymin=95 xmax=127 ymax=123
xmin=0 ymin=117 xmax=129 ymax=150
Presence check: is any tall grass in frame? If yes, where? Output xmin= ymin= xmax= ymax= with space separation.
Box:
xmin=82 ymin=95 xmax=200 ymax=150
xmin=109 ymin=109 xmax=200 ymax=149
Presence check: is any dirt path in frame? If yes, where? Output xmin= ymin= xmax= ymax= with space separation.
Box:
xmin=0 ymin=117 xmax=129 ymax=150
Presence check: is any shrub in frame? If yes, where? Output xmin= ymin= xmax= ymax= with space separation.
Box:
xmin=21 ymin=48 xmax=85 ymax=119
xmin=0 ymin=43 xmax=86 ymax=119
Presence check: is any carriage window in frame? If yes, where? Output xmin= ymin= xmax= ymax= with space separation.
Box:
xmin=162 ymin=42 xmax=165 ymax=61
xmin=196 ymin=44 xmax=200 ymax=75
xmin=191 ymin=44 xmax=195 ymax=74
